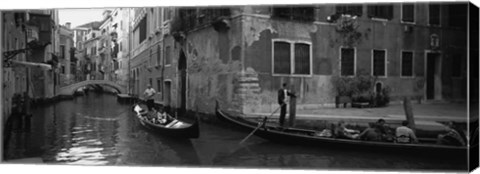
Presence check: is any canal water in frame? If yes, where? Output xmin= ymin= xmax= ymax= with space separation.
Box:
xmin=3 ymin=93 xmax=467 ymax=171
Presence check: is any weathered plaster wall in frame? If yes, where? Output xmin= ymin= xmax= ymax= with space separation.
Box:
xmin=184 ymin=18 xmax=242 ymax=114
xmin=236 ymin=3 xmax=467 ymax=113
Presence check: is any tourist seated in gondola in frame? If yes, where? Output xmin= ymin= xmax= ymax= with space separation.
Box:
xmin=358 ymin=122 xmax=381 ymax=141
xmin=155 ymin=107 xmax=168 ymax=125
xmin=375 ymin=119 xmax=395 ymax=142
xmin=436 ymin=121 xmax=466 ymax=146
xmin=395 ymin=121 xmax=418 ymax=144
xmin=334 ymin=121 xmax=360 ymax=139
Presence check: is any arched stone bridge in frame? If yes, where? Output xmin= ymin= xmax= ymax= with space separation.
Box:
xmin=57 ymin=80 xmax=126 ymax=96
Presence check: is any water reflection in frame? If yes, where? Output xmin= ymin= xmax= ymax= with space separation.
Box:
xmin=211 ymin=141 xmax=466 ymax=170
xmin=3 ymin=94 xmax=468 ymax=171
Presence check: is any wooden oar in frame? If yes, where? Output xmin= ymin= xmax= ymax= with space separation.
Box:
xmin=239 ymin=103 xmax=285 ymax=145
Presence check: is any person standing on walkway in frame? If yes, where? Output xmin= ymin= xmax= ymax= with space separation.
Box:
xmin=278 ymin=83 xmax=294 ymax=127
xmin=144 ymin=84 xmax=156 ymax=112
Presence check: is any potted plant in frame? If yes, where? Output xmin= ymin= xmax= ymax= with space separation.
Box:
xmin=375 ymin=86 xmax=391 ymax=107
xmin=350 ymin=72 xmax=375 ymax=108
xmin=331 ymin=76 xmax=353 ymax=108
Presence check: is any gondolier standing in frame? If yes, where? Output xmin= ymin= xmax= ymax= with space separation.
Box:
xmin=278 ymin=83 xmax=294 ymax=127
xmin=144 ymin=84 xmax=156 ymax=112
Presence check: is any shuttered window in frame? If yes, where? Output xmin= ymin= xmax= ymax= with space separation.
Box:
xmin=402 ymin=4 xmax=415 ymax=23
xmin=448 ymin=4 xmax=467 ymax=28
xmin=341 ymin=48 xmax=355 ymax=76
xmin=157 ymin=45 xmax=162 ymax=67
xmin=367 ymin=5 xmax=394 ymax=20
xmin=273 ymin=40 xmax=311 ymax=75
xmin=336 ymin=5 xmax=363 ymax=16
xmin=272 ymin=7 xmax=315 ymax=21
xmin=294 ymin=43 xmax=310 ymax=75
xmin=373 ymin=50 xmax=386 ymax=77
xmin=273 ymin=41 xmax=291 ymax=74
xmin=165 ymin=46 xmax=171 ymax=65
xmin=429 ymin=4 xmax=441 ymax=25
xmin=401 ymin=51 xmax=413 ymax=77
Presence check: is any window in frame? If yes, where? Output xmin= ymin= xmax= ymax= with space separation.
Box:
xmin=149 ymin=49 xmax=153 ymax=68
xmin=135 ymin=15 xmax=147 ymax=44
xmin=429 ymin=4 xmax=441 ymax=26
xmin=60 ymin=45 xmax=65 ymax=59
xmin=294 ymin=43 xmax=310 ymax=74
xmin=156 ymin=45 xmax=162 ymax=66
xmin=401 ymin=51 xmax=413 ymax=77
xmin=163 ymin=8 xmax=171 ymax=21
xmin=273 ymin=42 xmax=291 ymax=74
xmin=448 ymin=4 xmax=467 ymax=28
xmin=336 ymin=5 xmax=363 ymax=16
xmin=165 ymin=46 xmax=171 ymax=65
xmin=92 ymin=33 xmax=96 ymax=38
xmin=157 ymin=78 xmax=162 ymax=94
xmin=367 ymin=5 xmax=394 ymax=20
xmin=340 ymin=47 xmax=355 ymax=76
xmin=149 ymin=78 xmax=153 ymax=86
xmin=272 ymin=40 xmax=312 ymax=75
xmin=401 ymin=3 xmax=414 ymax=23
xmin=372 ymin=50 xmax=386 ymax=77
xmin=272 ymin=7 xmax=315 ymax=21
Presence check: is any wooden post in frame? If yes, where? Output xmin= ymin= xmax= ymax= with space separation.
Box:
xmin=403 ymin=96 xmax=416 ymax=132
xmin=288 ymin=88 xmax=297 ymax=127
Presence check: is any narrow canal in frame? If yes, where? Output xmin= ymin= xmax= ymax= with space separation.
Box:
xmin=3 ymin=93 xmax=467 ymax=170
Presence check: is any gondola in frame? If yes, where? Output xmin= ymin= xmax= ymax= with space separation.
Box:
xmin=133 ymin=104 xmax=199 ymax=139
xmin=215 ymin=101 xmax=473 ymax=159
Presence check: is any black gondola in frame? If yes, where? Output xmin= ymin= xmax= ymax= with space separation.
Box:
xmin=133 ymin=104 xmax=199 ymax=139
xmin=215 ymin=101 xmax=473 ymax=159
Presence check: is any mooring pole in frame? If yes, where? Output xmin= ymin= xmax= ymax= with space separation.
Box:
xmin=403 ymin=96 xmax=416 ymax=132
xmin=288 ymin=86 xmax=297 ymax=127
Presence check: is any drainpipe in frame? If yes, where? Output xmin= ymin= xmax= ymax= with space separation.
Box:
xmin=0 ymin=11 xmax=3 ymax=163
xmin=127 ymin=8 xmax=131 ymax=96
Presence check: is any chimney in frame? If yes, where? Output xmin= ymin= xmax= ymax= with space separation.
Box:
xmin=65 ymin=22 xmax=71 ymax=29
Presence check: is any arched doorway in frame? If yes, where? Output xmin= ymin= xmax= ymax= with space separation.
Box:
xmin=178 ymin=50 xmax=187 ymax=114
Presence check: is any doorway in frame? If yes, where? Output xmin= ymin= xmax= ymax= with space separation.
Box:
xmin=425 ymin=52 xmax=442 ymax=100
xmin=178 ymin=50 xmax=187 ymax=114
xmin=164 ymin=80 xmax=171 ymax=112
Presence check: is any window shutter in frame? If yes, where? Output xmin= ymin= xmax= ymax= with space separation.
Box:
xmin=387 ymin=5 xmax=394 ymax=20
xmin=367 ymin=6 xmax=375 ymax=18
xmin=354 ymin=6 xmax=363 ymax=16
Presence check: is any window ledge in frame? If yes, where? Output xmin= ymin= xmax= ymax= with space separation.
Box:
xmin=427 ymin=24 xmax=442 ymax=28
xmin=340 ymin=75 xmax=356 ymax=78
xmin=272 ymin=74 xmax=313 ymax=78
xmin=401 ymin=21 xmax=416 ymax=25
xmin=400 ymin=76 xmax=415 ymax=79
xmin=373 ymin=75 xmax=388 ymax=78
xmin=370 ymin=17 xmax=389 ymax=22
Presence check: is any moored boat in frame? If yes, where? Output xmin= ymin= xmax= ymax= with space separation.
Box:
xmin=133 ymin=104 xmax=199 ymax=138
xmin=215 ymin=101 xmax=473 ymax=159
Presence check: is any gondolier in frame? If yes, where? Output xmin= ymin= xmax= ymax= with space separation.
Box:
xmin=278 ymin=83 xmax=295 ymax=127
xmin=144 ymin=84 xmax=156 ymax=112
